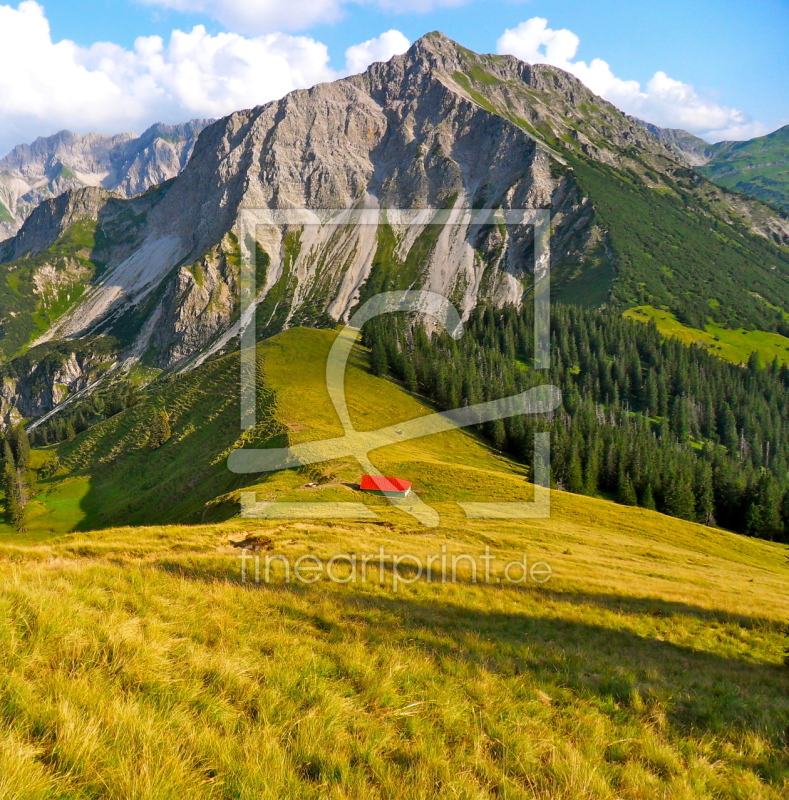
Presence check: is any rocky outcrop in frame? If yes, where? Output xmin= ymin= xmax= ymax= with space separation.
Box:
xmin=151 ymin=239 xmax=240 ymax=368
xmin=0 ymin=187 xmax=111 ymax=262
xmin=0 ymin=120 xmax=212 ymax=240
xmin=30 ymin=32 xmax=637 ymax=365
xmin=628 ymin=117 xmax=715 ymax=166
xmin=0 ymin=341 xmax=116 ymax=425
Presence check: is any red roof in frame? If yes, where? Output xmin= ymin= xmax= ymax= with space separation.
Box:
xmin=360 ymin=475 xmax=412 ymax=493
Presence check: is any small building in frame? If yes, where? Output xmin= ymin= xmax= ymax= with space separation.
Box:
xmin=360 ymin=475 xmax=413 ymax=497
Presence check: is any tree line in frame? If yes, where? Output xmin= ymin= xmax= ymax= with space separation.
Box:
xmin=363 ymin=303 xmax=789 ymax=540
xmin=28 ymin=381 xmax=139 ymax=447
xmin=1 ymin=424 xmax=32 ymax=526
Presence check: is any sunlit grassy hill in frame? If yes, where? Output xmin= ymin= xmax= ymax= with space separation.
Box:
xmin=0 ymin=328 xmax=787 ymax=798
xmin=11 ymin=327 xmax=536 ymax=536
xmin=625 ymin=305 xmax=789 ymax=366
xmin=0 ymin=486 xmax=787 ymax=798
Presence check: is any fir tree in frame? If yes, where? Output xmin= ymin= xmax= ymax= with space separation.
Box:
xmin=664 ymin=471 xmax=696 ymax=520
xmin=566 ymin=450 xmax=584 ymax=494
xmin=745 ymin=472 xmax=784 ymax=540
xmin=641 ymin=483 xmax=656 ymax=510
xmin=126 ymin=384 xmax=140 ymax=408
xmin=10 ymin=424 xmax=30 ymax=470
xmin=148 ymin=410 xmax=172 ymax=450
xmin=617 ymin=469 xmax=638 ymax=506
xmin=2 ymin=440 xmax=21 ymax=525
xmin=370 ymin=341 xmax=388 ymax=377
xmin=583 ymin=444 xmax=600 ymax=495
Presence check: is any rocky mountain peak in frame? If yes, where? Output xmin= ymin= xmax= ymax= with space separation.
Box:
xmin=1 ymin=33 xmax=788 ymax=428
xmin=0 ymin=119 xmax=213 ymax=241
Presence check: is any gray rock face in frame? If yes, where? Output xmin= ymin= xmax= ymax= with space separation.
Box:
xmin=65 ymin=31 xmax=666 ymax=364
xmin=0 ymin=187 xmax=111 ymax=263
xmin=0 ymin=345 xmax=115 ymax=425
xmin=628 ymin=117 xmax=715 ymax=166
xmin=0 ymin=120 xmax=212 ymax=240
xmin=2 ymin=32 xmax=789 ymax=425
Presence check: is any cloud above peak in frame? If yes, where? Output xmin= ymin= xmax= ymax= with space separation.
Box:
xmin=136 ymin=0 xmax=471 ymax=35
xmin=136 ymin=0 xmax=343 ymax=34
xmin=497 ymin=17 xmax=765 ymax=141
xmin=0 ymin=2 xmax=410 ymax=155
xmin=345 ymin=29 xmax=410 ymax=75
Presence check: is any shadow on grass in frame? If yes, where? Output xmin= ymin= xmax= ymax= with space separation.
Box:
xmin=305 ymin=589 xmax=789 ymax=761
xmin=530 ymin=585 xmax=787 ymax=632
xmin=151 ymin=556 xmax=789 ymax=759
xmin=155 ymin=555 xmax=785 ymax=632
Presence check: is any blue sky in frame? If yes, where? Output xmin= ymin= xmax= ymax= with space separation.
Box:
xmin=0 ymin=0 xmax=786 ymax=154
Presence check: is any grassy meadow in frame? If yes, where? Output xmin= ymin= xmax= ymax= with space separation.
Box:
xmin=0 ymin=328 xmax=787 ymax=798
xmin=625 ymin=305 xmax=789 ymax=366
xmin=0 ymin=500 xmax=787 ymax=799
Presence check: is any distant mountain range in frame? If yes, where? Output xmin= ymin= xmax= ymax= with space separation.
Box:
xmin=0 ymin=120 xmax=213 ymax=239
xmin=632 ymin=117 xmax=789 ymax=212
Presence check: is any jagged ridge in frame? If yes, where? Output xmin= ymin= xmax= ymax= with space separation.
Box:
xmin=0 ymin=120 xmax=212 ymax=240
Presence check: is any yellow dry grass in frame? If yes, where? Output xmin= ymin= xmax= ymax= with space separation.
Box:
xmin=0 ymin=328 xmax=786 ymax=798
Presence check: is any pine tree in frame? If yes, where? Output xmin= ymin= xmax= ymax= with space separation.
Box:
xmin=664 ymin=470 xmax=696 ymax=520
xmin=566 ymin=450 xmax=584 ymax=494
xmin=617 ymin=469 xmax=638 ymax=506
xmin=2 ymin=440 xmax=21 ymax=525
xmin=718 ymin=405 xmax=739 ymax=452
xmin=126 ymin=384 xmax=139 ymax=408
xmin=148 ymin=410 xmax=172 ymax=450
xmin=10 ymin=424 xmax=30 ymax=470
xmin=489 ymin=419 xmax=506 ymax=451
xmin=583 ymin=444 xmax=600 ymax=495
xmin=641 ymin=483 xmax=656 ymax=510
xmin=370 ymin=340 xmax=388 ymax=377
xmin=745 ymin=472 xmax=783 ymax=539
xmin=694 ymin=463 xmax=715 ymax=525
xmin=403 ymin=358 xmax=418 ymax=393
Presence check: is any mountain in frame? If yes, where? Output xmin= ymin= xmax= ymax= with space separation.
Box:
xmin=698 ymin=125 xmax=789 ymax=213
xmin=630 ymin=117 xmax=789 ymax=212
xmin=0 ymin=119 xmax=213 ymax=239
xmin=2 ymin=33 xmax=788 ymax=796
xmin=2 ymin=31 xmax=789 ymax=430
xmin=628 ymin=117 xmax=715 ymax=166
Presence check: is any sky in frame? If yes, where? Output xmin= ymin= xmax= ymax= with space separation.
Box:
xmin=0 ymin=0 xmax=786 ymax=156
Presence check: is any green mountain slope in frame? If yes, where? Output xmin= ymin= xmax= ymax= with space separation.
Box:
xmin=1 ymin=35 xmax=789 ymax=432
xmin=565 ymin=156 xmax=789 ymax=330
xmin=2 ymin=327 xmax=788 ymax=798
xmin=700 ymin=126 xmax=789 ymax=213
xmin=0 ymin=218 xmax=101 ymax=362
xmin=18 ymin=346 xmax=280 ymax=533
xmin=442 ymin=55 xmax=789 ymax=332
xmin=13 ymin=327 xmax=531 ymax=535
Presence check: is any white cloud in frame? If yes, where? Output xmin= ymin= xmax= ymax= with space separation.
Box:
xmin=83 ymin=27 xmax=337 ymax=118
xmin=345 ymin=29 xmax=410 ymax=74
xmin=135 ymin=0 xmax=343 ymax=35
xmin=136 ymin=0 xmax=470 ymax=35
xmin=0 ymin=2 xmax=410 ymax=156
xmin=497 ymin=17 xmax=762 ymax=141
xmin=366 ymin=0 xmax=469 ymax=12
